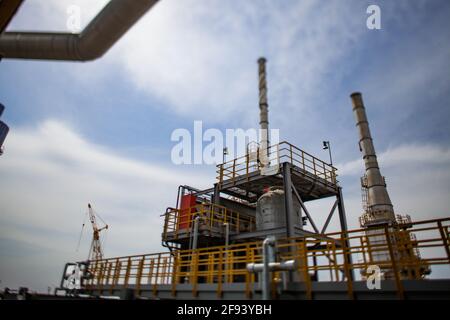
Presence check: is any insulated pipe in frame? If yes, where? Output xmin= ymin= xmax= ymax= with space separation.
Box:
xmin=350 ymin=92 xmax=395 ymax=220
xmin=262 ymin=236 xmax=275 ymax=300
xmin=258 ymin=57 xmax=269 ymax=163
xmin=0 ymin=0 xmax=159 ymax=61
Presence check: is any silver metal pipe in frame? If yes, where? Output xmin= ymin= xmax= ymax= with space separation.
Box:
xmin=257 ymin=57 xmax=269 ymax=162
xmin=0 ymin=0 xmax=159 ymax=61
xmin=262 ymin=236 xmax=275 ymax=300
xmin=247 ymin=260 xmax=297 ymax=273
xmin=350 ymin=92 xmax=395 ymax=223
xmin=192 ymin=216 xmax=200 ymax=251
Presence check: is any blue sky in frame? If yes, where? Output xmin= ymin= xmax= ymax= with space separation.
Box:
xmin=0 ymin=0 xmax=450 ymax=292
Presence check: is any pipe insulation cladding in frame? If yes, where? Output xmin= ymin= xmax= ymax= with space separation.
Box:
xmin=0 ymin=0 xmax=159 ymax=61
xmin=350 ymin=92 xmax=395 ymax=221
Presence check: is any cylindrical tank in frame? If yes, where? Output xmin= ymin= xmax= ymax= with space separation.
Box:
xmin=256 ymin=187 xmax=300 ymax=230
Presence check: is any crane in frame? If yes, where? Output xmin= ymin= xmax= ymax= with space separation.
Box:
xmin=87 ymin=203 xmax=108 ymax=261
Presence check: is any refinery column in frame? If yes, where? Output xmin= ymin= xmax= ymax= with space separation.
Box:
xmin=350 ymin=92 xmax=395 ymax=225
xmin=350 ymin=92 xmax=397 ymax=279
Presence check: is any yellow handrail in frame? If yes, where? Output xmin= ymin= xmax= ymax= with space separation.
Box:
xmin=85 ymin=217 xmax=450 ymax=299
xmin=216 ymin=141 xmax=338 ymax=187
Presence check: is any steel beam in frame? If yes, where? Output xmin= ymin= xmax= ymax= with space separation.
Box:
xmin=282 ymin=162 xmax=297 ymax=237
xmin=337 ymin=187 xmax=354 ymax=280
xmin=321 ymin=199 xmax=339 ymax=234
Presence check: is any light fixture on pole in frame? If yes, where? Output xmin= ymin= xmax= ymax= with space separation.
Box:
xmin=322 ymin=141 xmax=333 ymax=165
xmin=223 ymin=147 xmax=229 ymax=164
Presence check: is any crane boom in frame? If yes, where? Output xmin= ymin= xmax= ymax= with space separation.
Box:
xmin=87 ymin=203 xmax=108 ymax=261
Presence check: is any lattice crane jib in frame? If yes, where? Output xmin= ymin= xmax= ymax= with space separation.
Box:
xmin=87 ymin=203 xmax=108 ymax=261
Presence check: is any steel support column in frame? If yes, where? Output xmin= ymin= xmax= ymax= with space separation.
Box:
xmin=282 ymin=162 xmax=297 ymax=237
xmin=337 ymin=187 xmax=354 ymax=280
xmin=213 ymin=183 xmax=221 ymax=205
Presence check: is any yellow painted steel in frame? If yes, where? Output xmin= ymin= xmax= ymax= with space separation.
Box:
xmin=216 ymin=141 xmax=338 ymax=187
xmin=162 ymin=203 xmax=256 ymax=241
xmin=85 ymin=217 xmax=450 ymax=299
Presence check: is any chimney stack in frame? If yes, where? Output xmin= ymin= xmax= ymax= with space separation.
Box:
xmin=258 ymin=57 xmax=269 ymax=158
xmin=350 ymin=92 xmax=395 ymax=225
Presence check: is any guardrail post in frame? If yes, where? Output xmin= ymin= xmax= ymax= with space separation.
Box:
xmin=300 ymin=240 xmax=312 ymax=300
xmin=313 ymin=157 xmax=316 ymax=176
xmin=192 ymin=251 xmax=199 ymax=297
xmin=110 ymin=259 xmax=120 ymax=294
xmin=301 ymin=150 xmax=305 ymax=170
xmin=219 ymin=164 xmax=224 ymax=185
xmin=217 ymin=248 xmax=223 ymax=298
xmin=105 ymin=262 xmax=112 ymax=287
xmin=171 ymin=253 xmax=179 ymax=297
xmin=232 ymin=160 xmax=236 ymax=184
xmin=438 ymin=221 xmax=450 ymax=263
xmin=246 ymin=153 xmax=249 ymax=180
xmin=153 ymin=254 xmax=161 ymax=297
xmin=124 ymin=257 xmax=132 ymax=289
xmin=135 ymin=257 xmax=145 ymax=296
xmin=340 ymin=232 xmax=354 ymax=300
xmin=384 ymin=226 xmax=404 ymax=299
xmin=245 ymin=244 xmax=252 ymax=299
xmin=289 ymin=144 xmax=293 ymax=164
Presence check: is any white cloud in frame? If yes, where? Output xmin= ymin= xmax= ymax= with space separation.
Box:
xmin=7 ymin=0 xmax=447 ymax=131
xmin=115 ymin=0 xmax=367 ymax=123
xmin=335 ymin=143 xmax=450 ymax=231
xmin=0 ymin=120 xmax=211 ymax=291
xmin=338 ymin=144 xmax=450 ymax=176
xmin=8 ymin=0 xmax=368 ymax=124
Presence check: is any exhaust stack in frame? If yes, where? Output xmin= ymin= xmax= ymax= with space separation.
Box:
xmin=350 ymin=92 xmax=395 ymax=226
xmin=258 ymin=57 xmax=269 ymax=160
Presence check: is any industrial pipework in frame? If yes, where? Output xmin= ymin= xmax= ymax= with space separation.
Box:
xmin=0 ymin=0 xmax=159 ymax=61
xmin=350 ymin=92 xmax=395 ymax=226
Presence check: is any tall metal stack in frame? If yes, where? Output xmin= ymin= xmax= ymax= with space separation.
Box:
xmin=258 ymin=57 xmax=269 ymax=164
xmin=350 ymin=92 xmax=396 ymax=226
xmin=350 ymin=92 xmax=397 ymax=278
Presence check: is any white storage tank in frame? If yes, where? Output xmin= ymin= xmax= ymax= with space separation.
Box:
xmin=256 ymin=187 xmax=301 ymax=230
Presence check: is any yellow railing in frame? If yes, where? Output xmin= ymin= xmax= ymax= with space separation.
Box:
xmin=85 ymin=217 xmax=450 ymax=299
xmin=85 ymin=252 xmax=174 ymax=295
xmin=162 ymin=203 xmax=256 ymax=241
xmin=216 ymin=141 xmax=338 ymax=187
